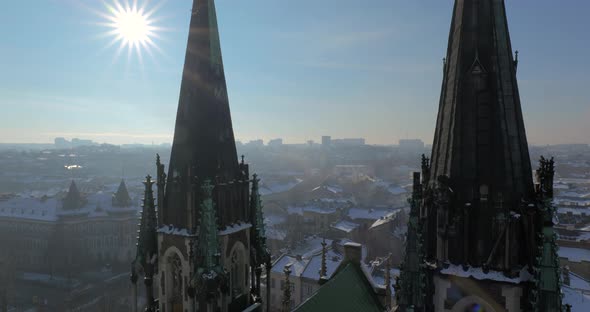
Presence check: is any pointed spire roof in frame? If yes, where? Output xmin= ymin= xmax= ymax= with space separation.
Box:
xmin=113 ymin=179 xmax=132 ymax=207
xmin=135 ymin=176 xmax=158 ymax=269
xmin=164 ymin=0 xmax=239 ymax=228
xmin=250 ymin=174 xmax=269 ymax=262
xmin=430 ymin=0 xmax=533 ymax=201
xmin=63 ymin=180 xmax=84 ymax=210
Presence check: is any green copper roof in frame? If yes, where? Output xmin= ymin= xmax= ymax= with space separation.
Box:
xmin=293 ymin=263 xmax=384 ymax=312
xmin=196 ymin=179 xmax=221 ymax=272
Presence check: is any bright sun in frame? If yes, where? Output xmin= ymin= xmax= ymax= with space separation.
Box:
xmin=97 ymin=0 xmax=163 ymax=64
xmin=115 ymin=9 xmax=150 ymax=44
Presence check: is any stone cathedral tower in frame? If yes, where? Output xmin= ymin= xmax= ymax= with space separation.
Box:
xmin=131 ymin=1 xmax=270 ymax=311
xmin=395 ymin=0 xmax=563 ymax=311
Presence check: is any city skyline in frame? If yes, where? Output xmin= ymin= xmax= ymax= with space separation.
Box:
xmin=1 ymin=0 xmax=589 ymax=145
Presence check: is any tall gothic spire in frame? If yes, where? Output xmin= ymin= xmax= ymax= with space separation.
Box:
xmin=163 ymin=0 xmax=244 ymax=229
xmin=430 ymin=0 xmax=533 ymax=202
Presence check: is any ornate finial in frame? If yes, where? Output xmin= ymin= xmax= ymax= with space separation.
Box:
xmin=319 ymin=238 xmax=328 ymax=281
xmin=241 ymin=155 xmax=245 ymax=164
xmin=156 ymin=153 xmax=161 ymax=165
xmin=514 ymin=50 xmax=519 ymax=71
xmin=282 ymin=264 xmax=292 ymax=312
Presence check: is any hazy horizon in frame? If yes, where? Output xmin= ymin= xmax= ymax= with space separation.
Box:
xmin=1 ymin=0 xmax=589 ymax=146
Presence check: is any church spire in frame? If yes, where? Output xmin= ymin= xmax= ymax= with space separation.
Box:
xmin=424 ymin=0 xmax=538 ymax=269
xmin=132 ymin=175 xmax=158 ymax=311
xmin=163 ymin=0 xmax=244 ymax=229
xmin=430 ymin=0 xmax=533 ymax=205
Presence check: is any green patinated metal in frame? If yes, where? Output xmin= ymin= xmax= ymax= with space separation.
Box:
xmin=196 ymin=179 xmax=222 ymax=273
xmin=293 ymin=263 xmax=384 ymax=312
xmin=530 ymin=157 xmax=564 ymax=312
xmin=189 ymin=179 xmax=228 ymax=303
xmin=395 ymin=171 xmax=427 ymax=311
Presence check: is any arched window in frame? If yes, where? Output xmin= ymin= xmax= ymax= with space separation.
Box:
xmin=168 ymin=253 xmax=183 ymax=299
xmin=230 ymin=244 xmax=245 ymax=298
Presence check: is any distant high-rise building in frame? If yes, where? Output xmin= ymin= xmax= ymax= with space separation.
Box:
xmin=268 ymin=138 xmax=283 ymax=147
xmin=71 ymin=138 xmax=94 ymax=147
xmin=54 ymin=137 xmax=70 ymax=149
xmin=321 ymin=136 xmax=332 ymax=147
xmin=332 ymin=138 xmax=365 ymax=146
xmin=395 ymin=1 xmax=563 ymax=311
xmin=246 ymin=139 xmax=264 ymax=147
xmin=131 ymin=1 xmax=270 ymax=311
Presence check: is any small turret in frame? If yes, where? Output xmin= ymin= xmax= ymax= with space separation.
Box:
xmin=132 ymin=175 xmax=158 ymax=311
xmin=112 ymin=179 xmax=132 ymax=207
xmin=62 ymin=180 xmax=85 ymax=210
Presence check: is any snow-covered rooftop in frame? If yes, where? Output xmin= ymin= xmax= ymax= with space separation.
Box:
xmin=331 ymin=220 xmax=360 ymax=233
xmin=569 ymin=272 xmax=590 ymax=292
xmin=370 ymin=209 xmax=404 ymax=229
xmin=287 ymin=205 xmax=337 ymax=216
xmin=0 ymin=196 xmax=58 ymax=222
xmin=347 ymin=208 xmax=394 ymax=221
xmin=563 ymin=285 xmax=590 ymax=312
xmin=559 ymin=247 xmax=590 ymax=263
xmin=259 ymin=178 xmax=302 ymax=196
xmin=272 ymin=255 xmax=308 ymax=276
xmin=301 ymin=249 xmax=342 ymax=280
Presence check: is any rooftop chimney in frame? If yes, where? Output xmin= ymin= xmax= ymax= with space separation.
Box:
xmin=343 ymin=242 xmax=362 ymax=264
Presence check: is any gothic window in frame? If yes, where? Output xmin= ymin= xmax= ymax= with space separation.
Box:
xmin=167 ymin=253 xmax=183 ymax=300
xmin=230 ymin=244 xmax=245 ymax=298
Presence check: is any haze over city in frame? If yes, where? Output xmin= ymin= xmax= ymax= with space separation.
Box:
xmin=1 ymin=0 xmax=589 ymax=145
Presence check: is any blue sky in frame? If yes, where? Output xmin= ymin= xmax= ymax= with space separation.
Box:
xmin=0 ymin=0 xmax=588 ymax=145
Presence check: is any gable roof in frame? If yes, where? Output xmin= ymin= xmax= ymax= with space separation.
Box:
xmin=293 ymin=263 xmax=384 ymax=312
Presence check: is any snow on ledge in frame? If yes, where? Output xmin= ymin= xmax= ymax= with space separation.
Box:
xmin=440 ymin=264 xmax=533 ymax=284
xmin=218 ymin=223 xmax=252 ymax=235
xmin=157 ymin=225 xmax=194 ymax=237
